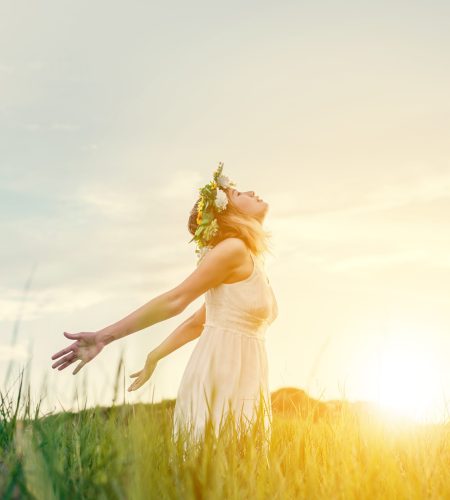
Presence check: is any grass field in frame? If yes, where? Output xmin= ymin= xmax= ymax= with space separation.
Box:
xmin=1 ymin=369 xmax=449 ymax=500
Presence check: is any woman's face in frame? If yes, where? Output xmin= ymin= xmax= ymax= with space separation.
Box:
xmin=227 ymin=187 xmax=269 ymax=222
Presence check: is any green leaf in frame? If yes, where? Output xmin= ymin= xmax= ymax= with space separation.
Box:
xmin=201 ymin=212 xmax=213 ymax=224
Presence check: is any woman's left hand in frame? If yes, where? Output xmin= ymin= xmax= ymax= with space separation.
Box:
xmin=128 ymin=352 xmax=159 ymax=391
xmin=51 ymin=331 xmax=107 ymax=375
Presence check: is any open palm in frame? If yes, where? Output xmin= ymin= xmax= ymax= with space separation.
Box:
xmin=51 ymin=331 xmax=106 ymax=375
xmin=128 ymin=353 xmax=158 ymax=392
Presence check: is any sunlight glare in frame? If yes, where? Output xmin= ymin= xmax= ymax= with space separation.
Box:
xmin=374 ymin=327 xmax=444 ymax=423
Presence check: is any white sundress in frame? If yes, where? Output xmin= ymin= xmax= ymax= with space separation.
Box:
xmin=172 ymin=249 xmax=278 ymax=447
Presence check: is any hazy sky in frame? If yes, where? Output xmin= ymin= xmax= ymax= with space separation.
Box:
xmin=1 ymin=1 xmax=449 ymax=422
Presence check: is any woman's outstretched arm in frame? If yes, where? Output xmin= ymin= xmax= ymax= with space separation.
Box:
xmin=97 ymin=238 xmax=245 ymax=346
xmin=97 ymin=288 xmax=183 ymax=347
xmin=128 ymin=303 xmax=205 ymax=391
xmin=151 ymin=302 xmax=206 ymax=361
xmin=51 ymin=237 xmax=247 ymax=374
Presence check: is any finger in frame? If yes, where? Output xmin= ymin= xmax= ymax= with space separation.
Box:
xmin=128 ymin=378 xmax=141 ymax=391
xmin=52 ymin=352 xmax=77 ymax=369
xmin=129 ymin=371 xmax=141 ymax=378
xmin=72 ymin=360 xmax=86 ymax=375
xmin=51 ymin=345 xmax=76 ymax=360
xmin=58 ymin=358 xmax=77 ymax=371
xmin=64 ymin=331 xmax=82 ymax=340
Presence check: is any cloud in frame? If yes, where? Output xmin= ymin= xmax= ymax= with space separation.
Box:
xmin=364 ymin=172 xmax=450 ymax=209
xmin=273 ymin=171 xmax=450 ymax=220
xmin=80 ymin=143 xmax=99 ymax=151
xmin=70 ymin=183 xmax=142 ymax=218
xmin=22 ymin=123 xmax=43 ymax=131
xmin=50 ymin=122 xmax=80 ymax=131
xmin=158 ymin=169 xmax=203 ymax=200
xmin=63 ymin=168 xmax=203 ymax=219
xmin=19 ymin=121 xmax=80 ymax=132
xmin=327 ymin=249 xmax=429 ymax=272
xmin=0 ymin=288 xmax=117 ymax=323
xmin=267 ymin=172 xmax=450 ymax=274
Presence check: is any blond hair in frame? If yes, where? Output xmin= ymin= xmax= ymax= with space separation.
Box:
xmin=188 ymin=190 xmax=272 ymax=257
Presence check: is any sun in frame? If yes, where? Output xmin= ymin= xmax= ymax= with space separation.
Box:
xmin=371 ymin=328 xmax=446 ymax=423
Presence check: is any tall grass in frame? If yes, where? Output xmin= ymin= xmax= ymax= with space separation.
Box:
xmin=1 ymin=366 xmax=449 ymax=499
xmin=2 ymin=268 xmax=449 ymax=498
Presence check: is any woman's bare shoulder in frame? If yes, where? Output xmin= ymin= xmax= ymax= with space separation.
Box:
xmin=214 ymin=237 xmax=247 ymax=252
xmin=171 ymin=238 xmax=249 ymax=308
xmin=196 ymin=238 xmax=248 ymax=269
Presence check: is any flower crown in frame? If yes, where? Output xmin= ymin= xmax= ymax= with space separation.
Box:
xmin=189 ymin=162 xmax=236 ymax=260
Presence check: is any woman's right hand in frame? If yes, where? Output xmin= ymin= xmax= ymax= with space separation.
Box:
xmin=51 ymin=331 xmax=107 ymax=375
xmin=128 ymin=352 xmax=159 ymax=392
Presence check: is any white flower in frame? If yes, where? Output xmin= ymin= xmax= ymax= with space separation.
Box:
xmin=214 ymin=188 xmax=228 ymax=211
xmin=216 ymin=174 xmax=235 ymax=189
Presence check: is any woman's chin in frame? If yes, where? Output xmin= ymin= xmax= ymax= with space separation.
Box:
xmin=259 ymin=202 xmax=269 ymax=216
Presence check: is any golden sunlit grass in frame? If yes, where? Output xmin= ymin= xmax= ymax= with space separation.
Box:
xmin=1 ymin=368 xmax=449 ymax=499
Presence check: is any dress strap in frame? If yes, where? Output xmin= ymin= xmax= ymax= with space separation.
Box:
xmin=250 ymin=250 xmax=262 ymax=269
xmin=221 ymin=248 xmax=258 ymax=286
xmin=249 ymin=250 xmax=258 ymax=271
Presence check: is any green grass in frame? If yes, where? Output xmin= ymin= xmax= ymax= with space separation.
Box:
xmin=1 ymin=370 xmax=449 ymax=499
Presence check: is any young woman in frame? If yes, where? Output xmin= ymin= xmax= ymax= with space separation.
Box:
xmin=50 ymin=164 xmax=278 ymax=447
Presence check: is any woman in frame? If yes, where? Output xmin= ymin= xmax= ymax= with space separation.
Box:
xmin=50 ymin=163 xmax=278 ymax=447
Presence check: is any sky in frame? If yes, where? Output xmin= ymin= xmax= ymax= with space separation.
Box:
xmin=1 ymin=0 xmax=449 ymax=423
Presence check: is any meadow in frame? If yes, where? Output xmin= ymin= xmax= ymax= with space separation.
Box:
xmin=1 ymin=368 xmax=449 ymax=500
